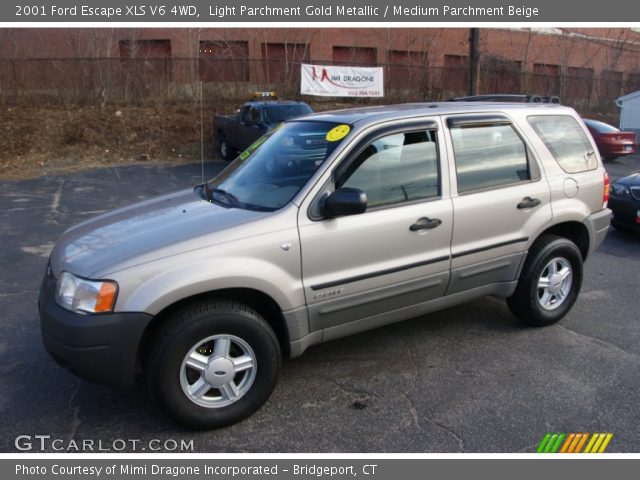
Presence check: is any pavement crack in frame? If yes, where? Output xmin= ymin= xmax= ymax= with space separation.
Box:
xmin=0 ymin=206 xmax=51 ymax=213
xmin=77 ymin=209 xmax=108 ymax=216
xmin=556 ymin=324 xmax=640 ymax=362
xmin=400 ymin=393 xmax=421 ymax=430
xmin=48 ymin=180 xmax=64 ymax=224
xmin=110 ymin=168 xmax=122 ymax=180
xmin=66 ymin=381 xmax=82 ymax=443
xmin=0 ymin=290 xmax=38 ymax=298
xmin=22 ymin=244 xmax=54 ymax=258
xmin=423 ymin=414 xmax=465 ymax=452
xmin=401 ymin=340 xmax=464 ymax=451
xmin=405 ymin=338 xmax=421 ymax=385
xmin=321 ymin=376 xmax=372 ymax=405
xmin=51 ymin=181 xmax=63 ymax=213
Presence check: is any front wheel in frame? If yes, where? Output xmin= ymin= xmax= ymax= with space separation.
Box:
xmin=507 ymin=235 xmax=583 ymax=327
xmin=146 ymin=300 xmax=281 ymax=429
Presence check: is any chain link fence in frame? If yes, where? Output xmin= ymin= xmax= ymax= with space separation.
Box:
xmin=1 ymin=57 xmax=638 ymax=115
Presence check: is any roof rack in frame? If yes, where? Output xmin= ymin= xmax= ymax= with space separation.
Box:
xmin=449 ymin=94 xmax=561 ymax=104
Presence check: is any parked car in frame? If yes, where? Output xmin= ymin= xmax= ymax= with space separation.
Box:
xmin=40 ymin=102 xmax=611 ymax=429
xmin=609 ymin=173 xmax=640 ymax=232
xmin=583 ymin=118 xmax=637 ymax=162
xmin=214 ymin=93 xmax=313 ymax=160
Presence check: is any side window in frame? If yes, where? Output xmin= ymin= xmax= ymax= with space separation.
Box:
xmin=451 ymin=123 xmax=531 ymax=194
xmin=528 ymin=115 xmax=597 ymax=173
xmin=249 ymin=107 xmax=260 ymax=123
xmin=338 ymin=130 xmax=440 ymax=208
xmin=241 ymin=106 xmax=252 ymax=124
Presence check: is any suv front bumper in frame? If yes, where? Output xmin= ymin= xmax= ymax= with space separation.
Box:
xmin=38 ymin=267 xmax=153 ymax=389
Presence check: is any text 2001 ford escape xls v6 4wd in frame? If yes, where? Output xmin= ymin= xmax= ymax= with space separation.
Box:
xmin=39 ymin=102 xmax=611 ymax=429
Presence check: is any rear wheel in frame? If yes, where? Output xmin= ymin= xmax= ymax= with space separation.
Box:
xmin=147 ymin=300 xmax=281 ymax=429
xmin=507 ymin=235 xmax=583 ymax=326
xmin=217 ymin=132 xmax=236 ymax=161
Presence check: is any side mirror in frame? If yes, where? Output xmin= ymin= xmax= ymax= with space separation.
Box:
xmin=324 ymin=188 xmax=367 ymax=217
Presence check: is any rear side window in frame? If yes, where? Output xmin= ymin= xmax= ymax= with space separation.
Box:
xmin=528 ymin=115 xmax=597 ymax=173
xmin=450 ymin=124 xmax=532 ymax=194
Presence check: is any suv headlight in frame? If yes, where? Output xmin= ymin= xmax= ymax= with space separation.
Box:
xmin=55 ymin=272 xmax=118 ymax=314
xmin=610 ymin=183 xmax=630 ymax=196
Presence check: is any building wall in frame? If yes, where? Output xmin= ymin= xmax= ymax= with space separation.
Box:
xmin=2 ymin=28 xmax=640 ymax=74
xmin=2 ymin=28 xmax=640 ymax=105
xmin=619 ymin=93 xmax=640 ymax=131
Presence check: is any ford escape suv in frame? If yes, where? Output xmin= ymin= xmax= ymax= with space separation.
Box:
xmin=39 ymin=102 xmax=611 ymax=429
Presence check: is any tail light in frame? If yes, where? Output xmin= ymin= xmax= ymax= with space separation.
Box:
xmin=603 ymin=171 xmax=610 ymax=209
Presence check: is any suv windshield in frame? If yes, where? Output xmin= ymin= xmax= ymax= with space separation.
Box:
xmin=207 ymin=121 xmax=350 ymax=211
xmin=264 ymin=104 xmax=312 ymax=123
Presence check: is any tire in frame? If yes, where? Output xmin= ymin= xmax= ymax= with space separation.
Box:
xmin=507 ymin=235 xmax=583 ymax=327
xmin=146 ymin=300 xmax=281 ymax=430
xmin=217 ymin=132 xmax=236 ymax=161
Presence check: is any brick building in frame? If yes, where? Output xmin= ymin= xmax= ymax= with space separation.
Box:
xmin=2 ymin=28 xmax=640 ymax=105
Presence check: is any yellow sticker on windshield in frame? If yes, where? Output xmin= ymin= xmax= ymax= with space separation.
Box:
xmin=326 ymin=124 xmax=350 ymax=142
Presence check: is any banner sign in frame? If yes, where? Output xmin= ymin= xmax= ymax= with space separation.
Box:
xmin=301 ymin=64 xmax=384 ymax=98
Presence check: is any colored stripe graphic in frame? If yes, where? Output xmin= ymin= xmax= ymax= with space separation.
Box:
xmin=574 ymin=433 xmax=589 ymax=453
xmin=537 ymin=433 xmax=565 ymax=453
xmin=537 ymin=433 xmax=552 ymax=453
xmin=567 ymin=433 xmax=582 ymax=453
xmin=559 ymin=433 xmax=575 ymax=453
xmin=544 ymin=434 xmax=559 ymax=453
xmin=598 ymin=433 xmax=613 ymax=453
xmin=537 ymin=433 xmax=612 ymax=453
xmin=584 ymin=433 xmax=599 ymax=453
xmin=550 ymin=434 xmax=565 ymax=453
xmin=584 ymin=433 xmax=614 ymax=453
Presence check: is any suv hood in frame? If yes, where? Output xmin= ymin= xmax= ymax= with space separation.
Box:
xmin=50 ymin=188 xmax=266 ymax=278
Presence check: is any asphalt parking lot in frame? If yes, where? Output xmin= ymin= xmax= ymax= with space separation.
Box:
xmin=1 ymin=157 xmax=639 ymax=453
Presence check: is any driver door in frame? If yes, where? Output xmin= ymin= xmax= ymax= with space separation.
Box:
xmin=297 ymin=120 xmax=453 ymax=338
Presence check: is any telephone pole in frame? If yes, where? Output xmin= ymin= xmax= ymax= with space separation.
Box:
xmin=469 ymin=28 xmax=480 ymax=95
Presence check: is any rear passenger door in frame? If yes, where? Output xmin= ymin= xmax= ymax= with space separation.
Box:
xmin=444 ymin=115 xmax=552 ymax=295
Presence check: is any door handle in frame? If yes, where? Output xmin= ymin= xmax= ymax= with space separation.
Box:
xmin=517 ymin=197 xmax=541 ymax=209
xmin=410 ymin=217 xmax=442 ymax=231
